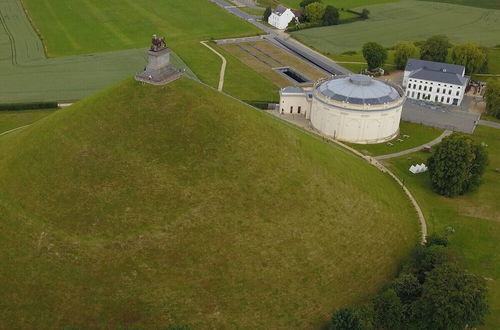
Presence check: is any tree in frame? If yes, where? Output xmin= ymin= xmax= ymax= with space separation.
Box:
xmin=451 ymin=42 xmax=488 ymax=74
xmin=322 ymin=5 xmax=339 ymax=26
xmin=392 ymin=274 xmax=422 ymax=303
xmin=420 ymin=35 xmax=451 ymax=63
xmin=373 ymin=289 xmax=403 ymax=330
xmin=263 ymin=7 xmax=272 ymax=21
xmin=362 ymin=42 xmax=387 ymax=70
xmin=484 ymin=79 xmax=500 ymax=119
xmin=425 ymin=233 xmax=448 ymax=247
xmin=418 ymin=263 xmax=488 ymax=329
xmin=360 ymin=8 xmax=370 ymax=19
xmin=331 ymin=307 xmax=363 ymax=330
xmin=299 ymin=0 xmax=321 ymax=8
xmin=394 ymin=41 xmax=419 ymax=69
xmin=428 ymin=134 xmax=489 ymax=197
xmin=304 ymin=2 xmax=326 ymax=22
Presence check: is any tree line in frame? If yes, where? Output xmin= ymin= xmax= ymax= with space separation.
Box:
xmin=362 ymin=35 xmax=488 ymax=75
xmin=331 ymin=234 xmax=489 ymax=329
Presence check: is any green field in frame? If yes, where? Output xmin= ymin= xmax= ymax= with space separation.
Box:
xmin=21 ymin=0 xmax=260 ymax=85
xmin=1 ymin=0 xmax=271 ymax=103
xmin=281 ymin=0 xmax=399 ymax=9
xmin=292 ymin=0 xmax=500 ymax=54
xmin=0 ymin=77 xmax=419 ymax=328
xmin=0 ymin=109 xmax=56 ymax=134
xmin=348 ymin=121 xmax=443 ymax=156
xmin=383 ymin=126 xmax=500 ymax=329
xmin=419 ymin=0 xmax=500 ymax=10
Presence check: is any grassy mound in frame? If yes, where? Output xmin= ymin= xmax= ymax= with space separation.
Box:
xmin=0 ymin=78 xmax=418 ymax=328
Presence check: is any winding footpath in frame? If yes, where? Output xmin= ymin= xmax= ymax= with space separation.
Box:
xmin=375 ymin=130 xmax=452 ymax=160
xmin=200 ymin=41 xmax=227 ymax=92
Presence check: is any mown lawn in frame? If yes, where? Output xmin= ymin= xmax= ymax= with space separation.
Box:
xmin=292 ymin=0 xmax=500 ymax=54
xmin=0 ymin=109 xmax=56 ymax=134
xmin=0 ymin=77 xmax=419 ymax=328
xmin=348 ymin=121 xmax=443 ymax=157
xmin=383 ymin=126 xmax=500 ymax=329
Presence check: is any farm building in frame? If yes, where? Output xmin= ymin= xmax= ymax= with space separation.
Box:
xmin=403 ymin=59 xmax=469 ymax=106
xmin=268 ymin=5 xmax=295 ymax=30
xmin=279 ymin=75 xmax=405 ymax=144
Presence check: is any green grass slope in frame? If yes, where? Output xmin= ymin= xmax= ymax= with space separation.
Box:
xmin=0 ymin=78 xmax=419 ymax=328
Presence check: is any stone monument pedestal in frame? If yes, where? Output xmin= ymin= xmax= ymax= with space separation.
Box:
xmin=135 ymin=47 xmax=182 ymax=85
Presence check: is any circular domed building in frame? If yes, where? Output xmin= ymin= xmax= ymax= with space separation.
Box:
xmin=279 ymin=75 xmax=405 ymax=144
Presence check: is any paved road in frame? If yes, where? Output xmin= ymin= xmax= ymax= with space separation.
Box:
xmin=402 ymin=101 xmax=480 ymax=134
xmin=478 ymin=120 xmax=500 ymax=129
xmin=209 ymin=0 xmax=350 ymax=75
xmin=375 ymin=130 xmax=452 ymax=160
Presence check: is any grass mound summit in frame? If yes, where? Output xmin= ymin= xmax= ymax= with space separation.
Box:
xmin=0 ymin=78 xmax=418 ymax=328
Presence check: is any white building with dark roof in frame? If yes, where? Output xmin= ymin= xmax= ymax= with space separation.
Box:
xmin=268 ymin=5 xmax=295 ymax=30
xmin=403 ymin=59 xmax=469 ymax=106
xmin=279 ymin=75 xmax=405 ymax=144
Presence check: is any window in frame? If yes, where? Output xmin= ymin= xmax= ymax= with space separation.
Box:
xmin=437 ymin=88 xmax=440 ymax=93
xmin=435 ymin=95 xmax=438 ymax=102
xmin=442 ymin=89 xmax=446 ymax=94
xmin=419 ymin=85 xmax=422 ymax=90
xmin=412 ymin=92 xmax=415 ymax=98
xmin=298 ymin=106 xmax=301 ymax=114
xmin=441 ymin=96 xmax=444 ymax=102
xmin=448 ymin=90 xmax=451 ymax=95
xmin=447 ymin=97 xmax=450 ymax=103
xmin=429 ymin=87 xmax=432 ymax=92
xmin=456 ymin=91 xmax=459 ymax=96
xmin=290 ymin=106 xmax=293 ymax=113
xmin=417 ymin=92 xmax=421 ymax=99
xmin=424 ymin=86 xmax=427 ymax=91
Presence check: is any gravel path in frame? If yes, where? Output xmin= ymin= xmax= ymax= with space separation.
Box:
xmin=375 ymin=130 xmax=453 ymax=160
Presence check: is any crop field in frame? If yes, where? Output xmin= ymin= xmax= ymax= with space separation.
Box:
xmin=1 ymin=0 xmax=271 ymax=103
xmin=384 ymin=126 xmax=500 ymax=329
xmin=21 ymin=0 xmax=261 ymax=86
xmin=280 ymin=0 xmax=400 ymax=9
xmin=418 ymin=0 xmax=500 ymax=10
xmin=0 ymin=0 xmax=196 ymax=103
xmin=0 ymin=78 xmax=419 ymax=328
xmin=292 ymin=0 xmax=500 ymax=54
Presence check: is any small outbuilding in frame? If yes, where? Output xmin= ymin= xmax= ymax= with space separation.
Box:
xmin=268 ymin=5 xmax=295 ymax=30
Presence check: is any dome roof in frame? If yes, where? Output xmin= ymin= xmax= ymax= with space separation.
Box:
xmin=317 ymin=75 xmax=403 ymax=106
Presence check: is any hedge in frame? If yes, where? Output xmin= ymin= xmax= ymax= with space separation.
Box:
xmin=0 ymin=102 xmax=58 ymax=111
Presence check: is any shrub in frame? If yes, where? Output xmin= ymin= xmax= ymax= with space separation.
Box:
xmin=299 ymin=0 xmax=321 ymax=8
xmin=484 ymin=79 xmax=500 ymax=119
xmin=322 ymin=5 xmax=339 ymax=26
xmin=360 ymin=8 xmax=370 ymax=19
xmin=263 ymin=7 xmax=272 ymax=21
xmin=304 ymin=2 xmax=326 ymax=22
xmin=331 ymin=307 xmax=363 ymax=330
